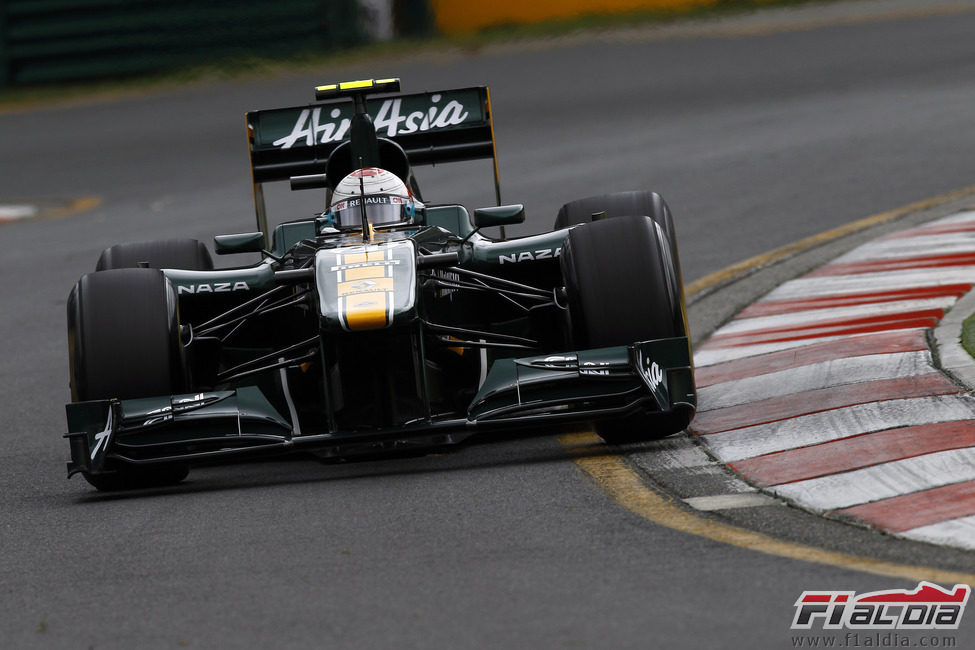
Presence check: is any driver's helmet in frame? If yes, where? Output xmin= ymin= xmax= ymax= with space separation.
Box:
xmin=328 ymin=168 xmax=420 ymax=230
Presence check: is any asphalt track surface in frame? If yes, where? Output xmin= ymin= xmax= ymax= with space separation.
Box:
xmin=3 ymin=1 xmax=975 ymax=648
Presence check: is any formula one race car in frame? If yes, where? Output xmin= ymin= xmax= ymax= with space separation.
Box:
xmin=64 ymin=78 xmax=695 ymax=490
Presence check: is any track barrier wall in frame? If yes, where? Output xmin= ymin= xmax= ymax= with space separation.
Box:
xmin=1 ymin=0 xmax=765 ymax=88
xmin=0 ymin=0 xmax=369 ymax=88
xmin=429 ymin=0 xmax=721 ymax=34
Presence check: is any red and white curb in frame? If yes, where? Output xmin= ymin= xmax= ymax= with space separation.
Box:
xmin=691 ymin=209 xmax=975 ymax=551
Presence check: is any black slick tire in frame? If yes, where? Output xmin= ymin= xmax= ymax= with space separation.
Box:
xmin=561 ymin=215 xmax=686 ymax=444
xmin=555 ymin=190 xmax=673 ymax=238
xmin=67 ymin=268 xmax=189 ymax=490
xmin=95 ymin=238 xmax=213 ymax=271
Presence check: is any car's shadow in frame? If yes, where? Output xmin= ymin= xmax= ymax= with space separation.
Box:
xmin=68 ymin=426 xmax=673 ymax=503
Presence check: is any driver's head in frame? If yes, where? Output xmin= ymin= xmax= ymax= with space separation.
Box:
xmin=328 ymin=168 xmax=420 ymax=230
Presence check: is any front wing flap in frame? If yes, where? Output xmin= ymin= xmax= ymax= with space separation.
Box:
xmin=468 ymin=337 xmax=695 ymax=422
xmin=65 ymin=387 xmax=292 ymax=477
xmin=64 ymin=339 xmax=694 ymax=474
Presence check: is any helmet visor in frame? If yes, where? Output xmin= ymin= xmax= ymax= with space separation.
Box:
xmin=331 ymin=195 xmax=410 ymax=229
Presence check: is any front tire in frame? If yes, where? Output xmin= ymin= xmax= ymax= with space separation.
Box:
xmin=561 ymin=214 xmax=689 ymax=444
xmin=68 ymin=268 xmax=189 ymax=490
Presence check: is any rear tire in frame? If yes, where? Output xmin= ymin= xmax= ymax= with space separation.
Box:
xmin=555 ymin=190 xmax=676 ymax=243
xmin=556 ymin=191 xmax=685 ymax=303
xmin=68 ymin=268 xmax=189 ymax=490
xmin=96 ymin=236 xmax=216 ymax=328
xmin=95 ymin=238 xmax=213 ymax=271
xmin=561 ymin=214 xmax=687 ymax=444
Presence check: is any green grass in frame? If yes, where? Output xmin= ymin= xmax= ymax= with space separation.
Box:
xmin=960 ymin=312 xmax=975 ymax=361
xmin=0 ymin=0 xmax=839 ymax=111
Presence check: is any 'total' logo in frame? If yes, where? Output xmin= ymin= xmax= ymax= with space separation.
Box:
xmin=791 ymin=582 xmax=970 ymax=630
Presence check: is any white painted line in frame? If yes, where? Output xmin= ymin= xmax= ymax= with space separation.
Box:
xmin=925 ymin=209 xmax=975 ymax=226
xmin=770 ymin=449 xmax=975 ymax=511
xmin=698 ymin=350 xmax=933 ymax=410
xmin=830 ymin=211 xmax=975 ymax=264
xmin=764 ymin=268 xmax=975 ymax=301
xmin=918 ymin=210 xmax=975 ymax=225
xmin=695 ymin=327 xmax=930 ymax=367
xmin=832 ymin=233 xmax=975 ymax=263
xmin=716 ymin=297 xmax=956 ymax=336
xmin=695 ymin=333 xmax=857 ymax=367
xmin=700 ymin=395 xmax=975 ymax=462
xmin=684 ymin=493 xmax=780 ymax=511
xmin=899 ymin=514 xmax=975 ymax=551
xmin=0 ymin=204 xmax=37 ymax=221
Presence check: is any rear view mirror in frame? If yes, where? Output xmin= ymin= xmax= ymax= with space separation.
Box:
xmin=473 ymin=204 xmax=525 ymax=228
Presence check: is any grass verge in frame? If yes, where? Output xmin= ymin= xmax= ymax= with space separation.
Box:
xmin=961 ymin=312 xmax=975 ymax=360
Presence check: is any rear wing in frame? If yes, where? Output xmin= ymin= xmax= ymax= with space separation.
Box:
xmin=245 ymin=84 xmax=500 ymax=239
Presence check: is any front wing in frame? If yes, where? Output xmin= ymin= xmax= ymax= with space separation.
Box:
xmin=65 ymin=338 xmax=694 ymax=477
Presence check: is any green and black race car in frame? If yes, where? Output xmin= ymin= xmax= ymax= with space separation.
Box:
xmin=64 ymin=78 xmax=696 ymax=491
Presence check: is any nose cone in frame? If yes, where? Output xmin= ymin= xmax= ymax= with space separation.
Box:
xmin=315 ymin=240 xmax=418 ymax=331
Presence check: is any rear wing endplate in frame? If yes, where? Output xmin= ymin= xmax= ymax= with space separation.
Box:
xmin=245 ymin=85 xmax=500 ymax=238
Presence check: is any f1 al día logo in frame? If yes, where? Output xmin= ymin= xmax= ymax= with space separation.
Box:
xmin=792 ymin=582 xmax=970 ymax=630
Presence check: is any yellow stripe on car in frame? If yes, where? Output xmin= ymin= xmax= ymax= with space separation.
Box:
xmin=342 ymin=293 xmax=390 ymax=330
xmin=337 ymin=248 xmax=395 ymax=331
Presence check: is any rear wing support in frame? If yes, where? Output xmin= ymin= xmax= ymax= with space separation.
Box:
xmin=246 ymin=82 xmax=502 ymax=244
